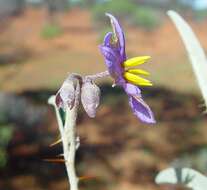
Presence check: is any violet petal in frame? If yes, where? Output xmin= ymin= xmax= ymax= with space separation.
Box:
xmin=103 ymin=32 xmax=113 ymax=47
xmin=105 ymin=13 xmax=126 ymax=60
xmin=99 ymin=45 xmax=124 ymax=78
xmin=99 ymin=45 xmax=118 ymax=64
xmin=129 ymin=95 xmax=155 ymax=124
xmin=124 ymin=83 xmax=141 ymax=96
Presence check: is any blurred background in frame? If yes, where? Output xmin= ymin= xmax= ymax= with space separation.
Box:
xmin=0 ymin=0 xmax=207 ymax=189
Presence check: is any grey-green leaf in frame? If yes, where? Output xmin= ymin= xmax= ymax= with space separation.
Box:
xmin=155 ymin=167 xmax=207 ymax=190
xmin=167 ymin=10 xmax=207 ymax=110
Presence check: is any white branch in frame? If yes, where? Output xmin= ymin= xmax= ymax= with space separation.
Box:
xmin=48 ymin=70 xmax=109 ymax=189
xmin=63 ymin=81 xmax=80 ymax=190
xmin=48 ymin=81 xmax=80 ymax=190
xmin=63 ymin=106 xmax=79 ymax=190
xmin=48 ymin=96 xmax=64 ymax=135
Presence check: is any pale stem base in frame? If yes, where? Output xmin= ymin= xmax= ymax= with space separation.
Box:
xmin=48 ymin=96 xmax=79 ymax=190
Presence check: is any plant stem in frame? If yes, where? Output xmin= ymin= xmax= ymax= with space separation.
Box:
xmin=62 ymin=81 xmax=80 ymax=190
xmin=49 ymin=71 xmax=109 ymax=190
xmin=48 ymin=81 xmax=80 ymax=190
xmin=48 ymin=96 xmax=63 ymax=135
xmin=63 ymin=106 xmax=79 ymax=190
xmin=84 ymin=70 xmax=110 ymax=82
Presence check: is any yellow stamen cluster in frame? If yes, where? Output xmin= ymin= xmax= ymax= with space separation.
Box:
xmin=123 ymin=56 xmax=152 ymax=86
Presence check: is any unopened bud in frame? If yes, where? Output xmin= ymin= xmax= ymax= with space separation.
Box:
xmin=55 ymin=78 xmax=75 ymax=110
xmin=81 ymin=81 xmax=100 ymax=118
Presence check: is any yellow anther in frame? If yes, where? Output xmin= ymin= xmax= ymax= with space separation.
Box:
xmin=127 ymin=69 xmax=150 ymax=76
xmin=123 ymin=56 xmax=151 ymax=67
xmin=124 ymin=72 xmax=152 ymax=86
xmin=138 ymin=82 xmax=153 ymax=86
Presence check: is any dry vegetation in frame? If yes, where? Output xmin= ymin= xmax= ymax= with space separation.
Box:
xmin=0 ymin=8 xmax=206 ymax=93
xmin=0 ymin=8 xmax=207 ymax=190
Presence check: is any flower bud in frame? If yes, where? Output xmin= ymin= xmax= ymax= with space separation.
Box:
xmin=81 ymin=81 xmax=100 ymax=118
xmin=55 ymin=78 xmax=75 ymax=110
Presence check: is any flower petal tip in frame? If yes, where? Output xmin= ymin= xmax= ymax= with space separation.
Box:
xmin=105 ymin=13 xmax=114 ymax=19
xmin=136 ymin=113 xmax=156 ymax=124
xmin=129 ymin=96 xmax=156 ymax=125
xmin=105 ymin=12 xmax=111 ymax=17
xmin=143 ymin=118 xmax=156 ymax=125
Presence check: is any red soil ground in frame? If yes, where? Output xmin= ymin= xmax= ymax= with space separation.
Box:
xmin=0 ymin=8 xmax=206 ymax=93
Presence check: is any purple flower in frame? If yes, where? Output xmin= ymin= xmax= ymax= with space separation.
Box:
xmin=81 ymin=81 xmax=100 ymax=118
xmin=55 ymin=76 xmax=101 ymax=118
xmin=55 ymin=77 xmax=75 ymax=110
xmin=99 ymin=13 xmax=155 ymax=124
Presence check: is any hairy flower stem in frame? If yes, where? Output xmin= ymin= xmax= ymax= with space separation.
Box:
xmin=63 ymin=103 xmax=79 ymax=190
xmin=84 ymin=70 xmax=110 ymax=82
xmin=63 ymin=81 xmax=80 ymax=190
xmin=48 ymin=82 xmax=80 ymax=190
xmin=48 ymin=71 xmax=109 ymax=190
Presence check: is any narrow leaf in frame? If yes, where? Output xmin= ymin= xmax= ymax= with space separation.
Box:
xmin=167 ymin=10 xmax=207 ymax=109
